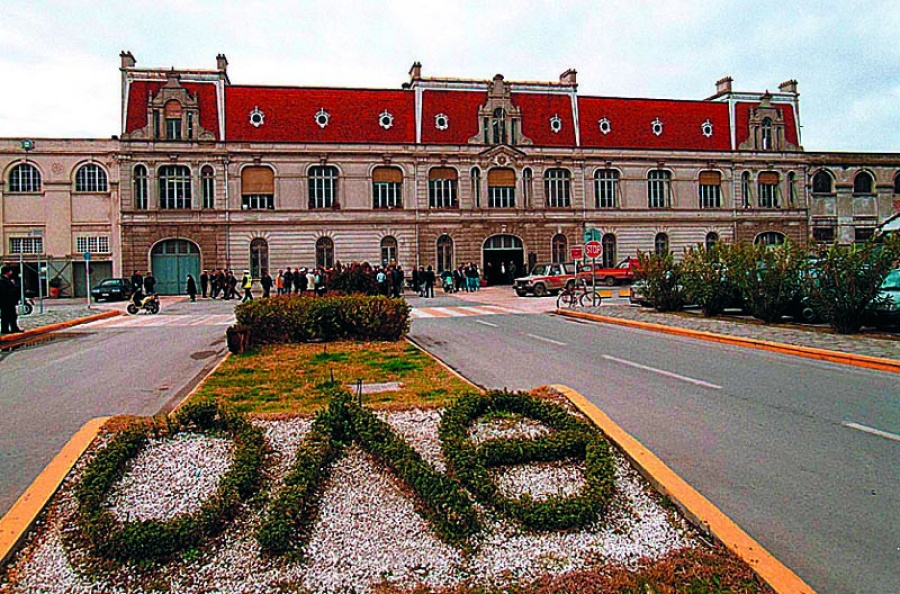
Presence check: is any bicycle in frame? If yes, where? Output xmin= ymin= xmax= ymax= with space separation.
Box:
xmin=556 ymin=279 xmax=603 ymax=308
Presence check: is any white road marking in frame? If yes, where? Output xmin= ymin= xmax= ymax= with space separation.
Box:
xmin=475 ymin=320 xmax=499 ymax=328
xmin=842 ymin=422 xmax=900 ymax=443
xmin=525 ymin=333 xmax=567 ymax=346
xmin=602 ymin=355 xmax=723 ymax=390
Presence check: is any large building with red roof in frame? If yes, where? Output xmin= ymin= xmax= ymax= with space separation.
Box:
xmin=3 ymin=52 xmax=899 ymax=296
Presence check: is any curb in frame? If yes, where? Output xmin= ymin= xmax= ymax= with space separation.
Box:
xmin=0 ymin=310 xmax=120 ymax=345
xmin=553 ymin=384 xmax=817 ymax=594
xmin=0 ymin=417 xmax=110 ymax=568
xmin=405 ymin=336 xmax=487 ymax=393
xmin=558 ymin=309 xmax=900 ymax=374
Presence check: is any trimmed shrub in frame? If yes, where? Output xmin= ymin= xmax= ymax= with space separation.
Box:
xmin=73 ymin=400 xmax=269 ymax=563
xmin=439 ymin=390 xmax=616 ymax=531
xmin=234 ymin=295 xmax=410 ymax=347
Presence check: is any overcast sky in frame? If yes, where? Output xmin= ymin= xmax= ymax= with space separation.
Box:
xmin=1 ymin=0 xmax=897 ymax=153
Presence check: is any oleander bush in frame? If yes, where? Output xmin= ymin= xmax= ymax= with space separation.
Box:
xmin=439 ymin=390 xmax=616 ymax=531
xmin=634 ymin=252 xmax=686 ymax=312
xmin=680 ymin=243 xmax=744 ymax=317
xmin=73 ymin=400 xmax=268 ymax=563
xmin=232 ymin=294 xmax=410 ymax=351
xmin=721 ymin=240 xmax=806 ymax=324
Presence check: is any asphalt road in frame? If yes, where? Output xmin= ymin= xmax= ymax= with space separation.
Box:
xmin=0 ymin=297 xmax=234 ymax=516
xmin=409 ymin=297 xmax=899 ymax=594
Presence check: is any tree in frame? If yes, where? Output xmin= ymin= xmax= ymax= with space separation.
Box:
xmin=680 ymin=243 xmax=742 ymax=317
xmin=724 ymin=241 xmax=806 ymax=324
xmin=635 ymin=251 xmax=684 ymax=312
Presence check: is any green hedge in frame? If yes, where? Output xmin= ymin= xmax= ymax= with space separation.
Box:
xmin=73 ymin=400 xmax=269 ymax=563
xmin=439 ymin=390 xmax=616 ymax=531
xmin=233 ymin=295 xmax=410 ymax=349
xmin=257 ymin=388 xmax=480 ymax=555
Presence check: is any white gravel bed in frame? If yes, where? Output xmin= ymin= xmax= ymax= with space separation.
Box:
xmin=1 ymin=409 xmax=698 ymax=594
xmin=469 ymin=414 xmax=551 ymax=444
xmin=107 ymin=433 xmax=233 ymax=522
xmin=490 ymin=459 xmax=586 ymax=500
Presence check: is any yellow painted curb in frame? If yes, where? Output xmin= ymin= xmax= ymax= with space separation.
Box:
xmin=552 ymin=384 xmax=816 ymax=594
xmin=558 ymin=309 xmax=900 ymax=374
xmin=0 ymin=416 xmax=110 ymax=568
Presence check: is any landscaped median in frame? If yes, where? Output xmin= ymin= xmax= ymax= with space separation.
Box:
xmin=0 ymin=296 xmax=811 ymax=593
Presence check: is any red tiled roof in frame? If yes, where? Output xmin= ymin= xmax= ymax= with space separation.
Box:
xmin=420 ymin=90 xmax=485 ymax=145
xmin=578 ymin=97 xmax=731 ymax=151
xmin=125 ymin=81 xmax=220 ymax=138
xmin=734 ymin=102 xmax=799 ymax=148
xmin=225 ymin=86 xmax=415 ymax=144
xmin=514 ymin=92 xmax=577 ymax=147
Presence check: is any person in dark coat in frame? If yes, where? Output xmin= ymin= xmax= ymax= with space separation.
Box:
xmin=423 ymin=265 xmax=435 ymax=298
xmin=199 ymin=270 xmax=209 ymax=298
xmin=131 ymin=270 xmax=143 ymax=293
xmin=260 ymin=269 xmax=273 ymax=298
xmin=283 ymin=268 xmax=294 ymax=295
xmin=186 ymin=274 xmax=198 ymax=302
xmin=0 ymin=265 xmax=23 ymax=334
xmin=143 ymin=271 xmax=156 ymax=295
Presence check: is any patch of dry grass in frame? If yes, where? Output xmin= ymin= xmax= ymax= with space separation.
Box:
xmin=190 ymin=340 xmax=476 ymax=415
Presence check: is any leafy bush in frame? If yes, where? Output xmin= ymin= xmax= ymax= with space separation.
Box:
xmin=634 ymin=252 xmax=685 ymax=312
xmin=680 ymin=243 xmax=743 ymax=317
xmin=720 ymin=240 xmax=806 ymax=323
xmin=73 ymin=400 xmax=268 ymax=563
xmin=439 ymin=390 xmax=616 ymax=531
xmin=805 ymin=235 xmax=900 ymax=333
xmin=234 ymin=295 xmax=410 ymax=347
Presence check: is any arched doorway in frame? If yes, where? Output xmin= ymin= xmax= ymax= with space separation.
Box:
xmin=482 ymin=234 xmax=524 ymax=285
xmin=150 ymin=239 xmax=201 ymax=295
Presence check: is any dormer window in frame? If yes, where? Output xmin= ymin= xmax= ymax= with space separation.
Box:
xmin=491 ymin=108 xmax=507 ymax=144
xmin=761 ymin=117 xmax=773 ymax=150
xmin=165 ymin=100 xmax=182 ymax=140
xmin=470 ymin=74 xmax=531 ymax=147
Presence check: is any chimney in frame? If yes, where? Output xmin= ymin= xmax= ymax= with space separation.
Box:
xmin=409 ymin=61 xmax=422 ymax=81
xmin=120 ymin=51 xmax=136 ymax=69
xmin=559 ymin=68 xmax=577 ymax=86
xmin=716 ymin=76 xmax=733 ymax=95
xmin=779 ymin=79 xmax=798 ymax=94
xmin=216 ymin=54 xmax=228 ymax=73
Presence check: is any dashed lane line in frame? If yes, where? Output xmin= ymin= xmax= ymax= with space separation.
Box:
xmin=602 ymin=355 xmax=723 ymax=390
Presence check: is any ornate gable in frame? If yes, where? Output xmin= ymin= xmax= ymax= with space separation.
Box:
xmin=124 ymin=70 xmax=215 ymax=141
xmin=739 ymin=92 xmax=799 ymax=152
xmin=468 ymin=74 xmax=533 ymax=146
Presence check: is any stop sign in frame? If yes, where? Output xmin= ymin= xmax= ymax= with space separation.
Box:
xmin=584 ymin=241 xmax=603 ymax=259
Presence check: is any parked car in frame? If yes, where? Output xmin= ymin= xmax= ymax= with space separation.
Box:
xmin=513 ymin=263 xmax=577 ymax=297
xmin=578 ymin=258 xmax=640 ymax=286
xmin=91 ymin=278 xmax=134 ymax=302
xmin=628 ymin=280 xmax=650 ymax=306
xmin=870 ymin=268 xmax=900 ymax=328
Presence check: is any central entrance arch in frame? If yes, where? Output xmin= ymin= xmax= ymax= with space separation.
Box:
xmin=150 ymin=239 xmax=201 ymax=295
xmin=482 ymin=234 xmax=524 ymax=285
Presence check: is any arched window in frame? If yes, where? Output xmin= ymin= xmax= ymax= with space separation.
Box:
xmin=648 ymin=170 xmax=671 ymax=208
xmin=601 ymin=233 xmax=617 ymax=268
xmin=158 ymin=165 xmax=192 ymax=209
xmin=755 ymin=231 xmax=785 ymax=247
xmin=428 ymin=167 xmax=458 ymax=208
xmin=381 ymin=236 xmax=398 ymax=266
xmin=373 ymin=167 xmax=402 ymax=209
xmin=488 ymin=168 xmax=516 ymax=208
xmin=522 ymin=168 xmax=533 ymax=208
xmin=436 ymin=235 xmax=453 ymax=273
xmin=761 ymin=117 xmax=773 ymax=150
xmin=133 ymin=164 xmax=148 ymax=209
xmin=853 ymin=171 xmax=874 ymax=195
xmin=471 ymin=167 xmax=481 ymax=208
xmin=201 ymin=165 xmax=215 ymax=209
xmin=165 ymin=100 xmax=182 ymax=140
xmin=8 ymin=163 xmax=42 ymax=193
xmin=698 ymin=170 xmax=721 ymax=209
xmin=309 ymin=166 xmax=338 ymax=209
xmin=249 ymin=238 xmax=268 ymax=279
xmin=544 ymin=168 xmax=571 ymax=208
xmin=242 ymin=166 xmax=274 ymax=210
xmin=551 ymin=234 xmax=568 ymax=263
xmin=705 ymin=232 xmax=719 ymax=251
xmin=787 ymin=172 xmax=797 ymax=206
xmin=654 ymin=233 xmax=670 ymax=256
xmin=491 ymin=108 xmax=507 ymax=144
xmin=316 ymin=237 xmax=335 ymax=269
xmin=812 ymin=170 xmax=833 ymax=194
xmin=757 ymin=171 xmax=779 ymax=208
xmin=75 ymin=164 xmax=108 ymax=192
xmin=594 ymin=169 xmax=619 ymax=208
xmin=741 ymin=171 xmax=751 ymax=207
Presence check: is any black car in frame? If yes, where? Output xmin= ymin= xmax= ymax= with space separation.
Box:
xmin=91 ymin=278 xmax=134 ymax=302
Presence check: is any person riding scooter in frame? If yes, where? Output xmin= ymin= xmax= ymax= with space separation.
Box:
xmin=127 ymin=286 xmax=160 ymax=315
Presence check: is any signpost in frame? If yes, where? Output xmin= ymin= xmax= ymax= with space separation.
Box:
xmin=83 ymin=251 xmax=91 ymax=309
xmin=583 ymin=241 xmax=603 ymax=295
xmin=570 ymin=245 xmax=583 ymax=261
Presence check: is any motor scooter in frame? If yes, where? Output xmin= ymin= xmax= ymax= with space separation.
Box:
xmin=17 ymin=296 xmax=35 ymax=316
xmin=126 ymin=290 xmax=160 ymax=315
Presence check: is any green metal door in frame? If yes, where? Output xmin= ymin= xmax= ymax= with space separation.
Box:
xmin=150 ymin=240 xmax=201 ymax=295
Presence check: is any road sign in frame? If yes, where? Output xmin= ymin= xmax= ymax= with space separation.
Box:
xmin=570 ymin=245 xmax=583 ymax=260
xmin=585 ymin=241 xmax=603 ymax=260
xmin=83 ymin=251 xmax=91 ymax=262
xmin=583 ymin=228 xmax=601 ymax=243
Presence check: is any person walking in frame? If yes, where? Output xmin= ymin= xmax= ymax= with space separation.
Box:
xmin=424 ymin=265 xmax=435 ymax=298
xmin=143 ymin=271 xmax=156 ymax=295
xmin=241 ymin=270 xmax=254 ymax=302
xmin=260 ymin=269 xmax=273 ymax=298
xmin=275 ymin=269 xmax=285 ymax=295
xmin=186 ymin=274 xmax=198 ymax=302
xmin=283 ymin=267 xmax=294 ymax=296
xmin=131 ymin=270 xmax=143 ymax=294
xmin=200 ymin=270 xmax=209 ymax=298
xmin=0 ymin=265 xmax=23 ymax=334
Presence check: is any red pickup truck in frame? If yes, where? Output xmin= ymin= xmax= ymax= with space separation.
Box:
xmin=578 ymin=258 xmax=640 ymax=286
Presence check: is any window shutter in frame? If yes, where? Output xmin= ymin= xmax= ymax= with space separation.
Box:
xmin=488 ymin=168 xmax=516 ymax=187
xmin=373 ymin=167 xmax=403 ymax=183
xmin=758 ymin=171 xmax=779 ymax=185
xmin=242 ymin=167 xmax=274 ymax=194
xmin=429 ymin=167 xmax=457 ymax=180
xmin=699 ymin=171 xmax=721 ymax=186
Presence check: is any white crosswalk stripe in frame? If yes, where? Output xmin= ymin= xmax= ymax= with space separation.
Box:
xmin=410 ymin=305 xmax=524 ymax=319
xmin=81 ymin=314 xmax=236 ymax=328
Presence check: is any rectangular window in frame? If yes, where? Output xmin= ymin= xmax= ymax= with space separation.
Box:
xmin=242 ymin=194 xmax=274 ymax=210
xmin=76 ymin=236 xmax=110 ymax=253
xmin=309 ymin=178 xmax=335 ymax=208
xmin=758 ymin=183 xmax=778 ymax=208
xmin=186 ymin=112 xmax=194 ymax=139
xmin=812 ymin=227 xmax=835 ymax=243
xmin=545 ymin=176 xmax=571 ymax=207
xmin=429 ymin=179 xmax=458 ymax=208
xmin=373 ymin=182 xmax=401 ymax=208
xmin=9 ymin=237 xmax=43 ymax=255
xmin=854 ymin=227 xmax=874 ymax=243
xmin=595 ymin=171 xmax=618 ymax=208
xmin=153 ymin=110 xmax=160 ymax=138
xmin=648 ymin=171 xmax=671 ymax=208
xmin=166 ymin=118 xmax=182 ymax=140
xmin=489 ymin=186 xmax=515 ymax=208
xmin=202 ymin=175 xmax=214 ymax=208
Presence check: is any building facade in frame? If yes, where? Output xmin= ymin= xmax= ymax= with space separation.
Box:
xmin=3 ymin=52 xmax=899 ymax=295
